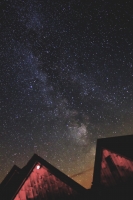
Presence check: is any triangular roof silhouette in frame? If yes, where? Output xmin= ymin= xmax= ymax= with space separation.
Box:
xmin=1 ymin=135 xmax=133 ymax=200
xmin=0 ymin=154 xmax=89 ymax=200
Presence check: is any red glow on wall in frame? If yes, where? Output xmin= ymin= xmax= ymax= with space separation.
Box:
xmin=100 ymin=149 xmax=133 ymax=187
xmin=14 ymin=163 xmax=76 ymax=200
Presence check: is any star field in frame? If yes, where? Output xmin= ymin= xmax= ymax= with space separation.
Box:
xmin=1 ymin=0 xmax=133 ymax=188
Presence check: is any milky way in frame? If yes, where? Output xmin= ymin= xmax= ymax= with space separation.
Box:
xmin=1 ymin=0 xmax=133 ymax=188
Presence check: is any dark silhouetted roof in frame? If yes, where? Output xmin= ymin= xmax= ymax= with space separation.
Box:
xmin=92 ymin=135 xmax=133 ymax=199
xmin=0 ymin=154 xmax=89 ymax=200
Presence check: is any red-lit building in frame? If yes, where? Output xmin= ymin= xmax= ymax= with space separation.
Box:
xmin=0 ymin=154 xmax=89 ymax=200
xmin=92 ymin=134 xmax=133 ymax=200
xmin=0 ymin=135 xmax=133 ymax=200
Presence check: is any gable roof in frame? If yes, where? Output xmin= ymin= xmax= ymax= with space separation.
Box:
xmin=92 ymin=134 xmax=133 ymax=188
xmin=0 ymin=165 xmax=21 ymax=189
xmin=1 ymin=154 xmax=89 ymax=200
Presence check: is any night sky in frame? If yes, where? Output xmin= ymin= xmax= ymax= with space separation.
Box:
xmin=1 ymin=0 xmax=133 ymax=188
